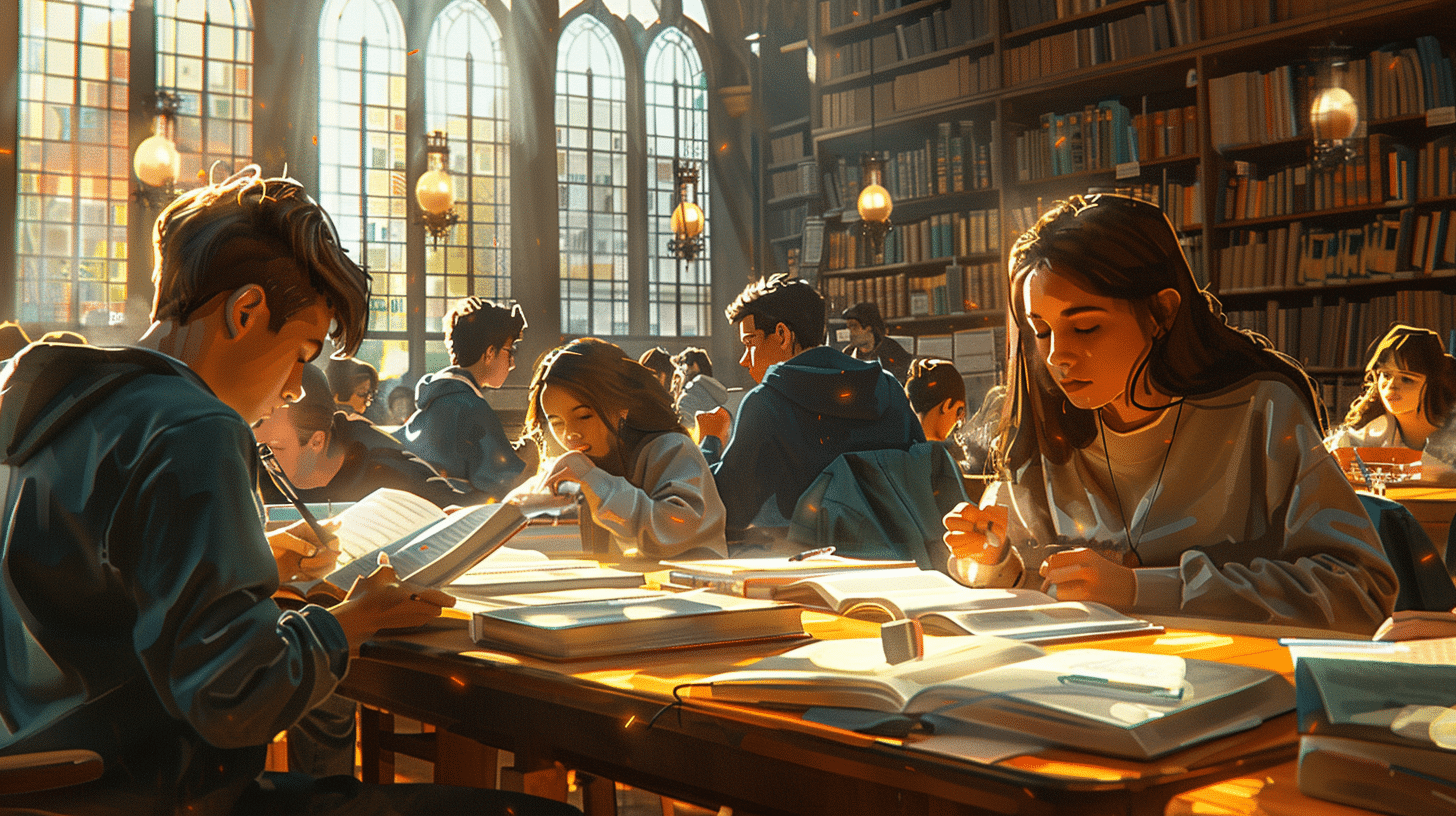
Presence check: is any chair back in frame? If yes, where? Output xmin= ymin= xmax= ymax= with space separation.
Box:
xmin=788 ymin=442 xmax=968 ymax=572
xmin=1359 ymin=492 xmax=1456 ymax=612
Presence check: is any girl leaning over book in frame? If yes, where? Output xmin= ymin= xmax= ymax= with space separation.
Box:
xmin=1325 ymin=323 xmax=1456 ymax=483
xmin=507 ymin=338 xmax=728 ymax=561
xmin=942 ymin=194 xmax=1397 ymax=633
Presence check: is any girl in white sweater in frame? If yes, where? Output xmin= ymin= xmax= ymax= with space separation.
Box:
xmin=510 ymin=338 xmax=727 ymax=561
xmin=943 ymin=194 xmax=1396 ymax=633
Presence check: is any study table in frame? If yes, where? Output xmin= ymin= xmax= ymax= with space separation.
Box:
xmin=337 ymin=613 xmax=1307 ymax=816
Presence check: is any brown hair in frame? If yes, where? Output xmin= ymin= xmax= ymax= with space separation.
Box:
xmin=1341 ymin=324 xmax=1456 ymax=431
xmin=523 ymin=338 xmax=685 ymax=475
xmin=997 ymin=194 xmax=1322 ymax=473
xmin=151 ymin=166 xmax=370 ymax=356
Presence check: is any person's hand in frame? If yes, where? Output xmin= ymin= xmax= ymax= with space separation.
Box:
xmin=942 ymin=501 xmax=1009 ymax=565
xmin=1373 ymin=609 xmax=1456 ymax=641
xmin=330 ymin=554 xmax=456 ymax=653
xmin=1038 ymin=548 xmax=1136 ymax=608
xmin=542 ymin=451 xmax=594 ymax=495
xmin=694 ymin=407 xmax=731 ymax=446
xmin=268 ymin=519 xmax=342 ymax=584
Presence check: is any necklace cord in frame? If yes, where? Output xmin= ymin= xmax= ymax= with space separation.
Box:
xmin=1097 ymin=399 xmax=1184 ymax=566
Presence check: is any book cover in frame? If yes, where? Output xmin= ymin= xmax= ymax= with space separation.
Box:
xmin=469 ymin=592 xmax=807 ymax=660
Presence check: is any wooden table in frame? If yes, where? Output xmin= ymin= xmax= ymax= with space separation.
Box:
xmin=339 ymin=616 xmax=1302 ymax=816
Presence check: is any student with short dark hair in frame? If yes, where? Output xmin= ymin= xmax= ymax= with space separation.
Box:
xmin=943 ymin=194 xmax=1395 ymax=633
xmin=326 ymin=355 xmax=380 ymax=418
xmin=256 ymin=364 xmax=466 ymax=509
xmin=698 ymin=274 xmax=923 ymax=548
xmin=397 ymin=297 xmax=530 ymax=500
xmin=0 ymin=168 xmax=575 ymax=815
xmin=842 ymin=301 xmax=911 ymax=383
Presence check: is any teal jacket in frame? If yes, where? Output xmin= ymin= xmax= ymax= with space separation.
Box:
xmin=703 ymin=345 xmax=924 ymax=542
xmin=0 ymin=344 xmax=347 ymax=814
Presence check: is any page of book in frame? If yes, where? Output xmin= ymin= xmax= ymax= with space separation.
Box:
xmin=330 ymin=487 xmax=448 ymax=561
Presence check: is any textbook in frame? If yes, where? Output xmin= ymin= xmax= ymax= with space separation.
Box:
xmin=693 ymin=635 xmax=1046 ymax=712
xmin=920 ymin=649 xmax=1294 ymax=760
xmin=772 ymin=568 xmax=1158 ymax=644
xmin=658 ymin=555 xmax=918 ymax=599
xmin=468 ymin=591 xmax=807 ymax=660
xmin=322 ymin=490 xmax=529 ymax=589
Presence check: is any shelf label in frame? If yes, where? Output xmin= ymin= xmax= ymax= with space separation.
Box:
xmin=1428 ymin=107 xmax=1456 ymax=127
xmin=1115 ymin=161 xmax=1140 ymax=180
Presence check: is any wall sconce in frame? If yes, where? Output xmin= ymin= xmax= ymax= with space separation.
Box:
xmin=1310 ymin=44 xmax=1360 ymax=169
xmin=133 ymin=90 xmax=181 ymax=210
xmin=668 ymin=159 xmax=705 ymax=261
xmin=857 ymin=153 xmax=892 ymax=258
xmin=416 ymin=130 xmax=460 ymax=243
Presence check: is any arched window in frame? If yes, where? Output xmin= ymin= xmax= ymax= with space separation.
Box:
xmin=556 ymin=14 xmax=628 ymax=336
xmin=645 ymin=26 xmax=709 ymax=336
xmin=15 ymin=0 xmax=131 ymax=326
xmin=425 ymin=0 xmax=510 ymax=332
xmin=318 ymin=0 xmax=408 ymax=336
xmin=156 ymin=0 xmax=253 ymax=188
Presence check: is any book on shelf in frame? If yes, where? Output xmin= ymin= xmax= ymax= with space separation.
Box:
xmin=1287 ymin=636 xmax=1456 ymax=815
xmin=659 ymin=555 xmax=918 ymax=599
xmin=773 ymin=567 xmax=1160 ymax=644
xmin=303 ymin=488 xmax=529 ymax=592
xmin=468 ymin=590 xmax=807 ymax=660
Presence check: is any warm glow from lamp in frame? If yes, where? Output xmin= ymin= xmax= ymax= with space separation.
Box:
xmin=857 ymin=183 xmax=893 ymax=223
xmin=415 ymin=167 xmax=455 ymax=215
xmin=1311 ymin=86 xmax=1359 ymax=142
xmin=133 ymin=133 xmax=180 ymax=188
xmin=671 ymin=201 xmax=704 ymax=239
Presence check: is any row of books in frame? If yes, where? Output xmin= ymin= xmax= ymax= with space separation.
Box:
xmin=768 ymin=159 xmax=819 ymax=201
xmin=819 ymin=53 xmax=997 ymax=130
xmin=1224 ymin=289 xmax=1456 ymax=372
xmin=819 ymin=0 xmax=992 ymax=82
xmin=768 ymin=131 xmax=808 ymax=167
xmin=1219 ymin=209 xmax=1456 ymax=292
xmin=1208 ymin=37 xmax=1455 ymax=149
xmin=1015 ymin=99 xmax=1137 ymax=180
xmin=1216 ymin=133 xmax=1420 ymax=223
xmin=820 ymin=260 xmax=1006 ymax=318
xmin=1002 ymin=2 xmax=1192 ymax=87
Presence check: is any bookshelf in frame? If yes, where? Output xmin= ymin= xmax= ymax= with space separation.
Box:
xmin=775 ymin=0 xmax=1456 ymax=417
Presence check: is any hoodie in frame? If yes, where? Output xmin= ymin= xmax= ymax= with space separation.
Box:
xmin=0 ymin=343 xmax=347 ymax=815
xmin=702 ymin=345 xmax=924 ymax=542
xmin=395 ymin=366 xmax=525 ymax=499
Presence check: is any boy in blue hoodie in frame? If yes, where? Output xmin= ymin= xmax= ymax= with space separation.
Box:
xmin=396 ymin=297 xmax=529 ymax=499
xmin=698 ymin=274 xmax=924 ymax=547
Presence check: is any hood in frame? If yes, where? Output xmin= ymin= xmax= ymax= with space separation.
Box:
xmin=759 ymin=345 xmax=896 ymax=421
xmin=689 ymin=375 xmax=730 ymax=404
xmin=0 ymin=344 xmax=204 ymax=467
xmin=413 ymin=367 xmax=483 ymax=410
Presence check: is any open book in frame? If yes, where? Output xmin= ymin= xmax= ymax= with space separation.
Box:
xmin=468 ymin=590 xmax=807 ymax=660
xmin=321 ymin=488 xmax=528 ymax=589
xmin=773 ymin=568 xmax=1159 ymax=644
xmin=658 ymin=555 xmax=918 ymax=599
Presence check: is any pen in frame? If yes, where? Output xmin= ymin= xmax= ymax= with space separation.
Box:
xmin=788 ymin=546 xmax=836 ymax=562
xmin=1057 ymin=674 xmax=1185 ymax=699
xmin=258 ymin=442 xmax=337 ymax=554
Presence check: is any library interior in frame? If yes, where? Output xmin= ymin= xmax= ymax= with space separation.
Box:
xmin=4 ymin=1 xmax=1456 ymax=815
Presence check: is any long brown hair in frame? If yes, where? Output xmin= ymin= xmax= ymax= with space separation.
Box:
xmin=996 ymin=194 xmax=1323 ymax=474
xmin=522 ymin=338 xmax=686 ymax=475
xmin=1341 ymin=324 xmax=1456 ymax=431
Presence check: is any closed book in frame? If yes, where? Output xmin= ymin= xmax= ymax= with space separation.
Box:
xmin=468 ymin=591 xmax=806 ymax=660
